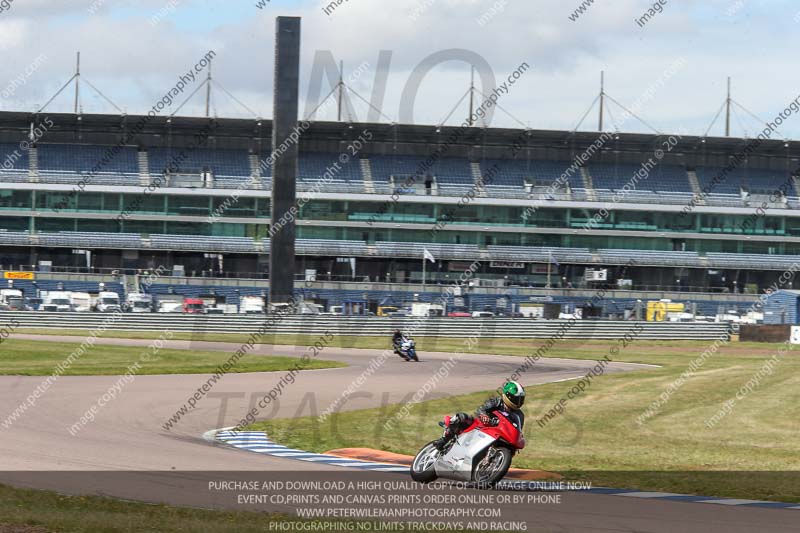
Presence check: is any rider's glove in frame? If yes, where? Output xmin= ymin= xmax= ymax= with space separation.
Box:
xmin=480 ymin=414 xmax=499 ymax=426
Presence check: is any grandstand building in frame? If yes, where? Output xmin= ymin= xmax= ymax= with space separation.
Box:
xmin=0 ymin=111 xmax=799 ymax=303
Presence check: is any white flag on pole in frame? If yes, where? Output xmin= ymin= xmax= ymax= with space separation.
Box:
xmin=423 ymin=248 xmax=436 ymax=263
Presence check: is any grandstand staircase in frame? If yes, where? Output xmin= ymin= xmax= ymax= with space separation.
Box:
xmin=360 ymin=159 xmax=375 ymax=193
xmin=687 ymin=170 xmax=703 ymax=199
xmin=471 ymin=162 xmax=487 ymax=196
xmin=580 ymin=167 xmax=596 ymax=201
xmin=249 ymin=154 xmax=262 ymax=186
xmin=137 ymin=151 xmax=150 ymax=186
xmin=28 ymin=147 xmax=39 ymax=182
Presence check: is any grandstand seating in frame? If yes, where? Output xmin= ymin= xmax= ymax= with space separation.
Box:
xmin=295 ymin=239 xmax=367 ymax=256
xmin=37 ymin=231 xmax=141 ymax=248
xmin=488 ymin=245 xmax=594 ymax=264
xmin=370 ymin=155 xmax=472 ymax=185
xmin=37 ymin=144 xmax=136 ymax=174
xmin=374 ymin=241 xmax=481 ymax=260
xmin=597 ymin=248 xmax=702 ymax=267
xmin=692 ymin=166 xmax=792 ymax=196
xmin=151 ymin=234 xmax=259 ymax=253
xmin=148 ymin=147 xmax=251 ymax=179
xmin=589 ymin=163 xmax=692 ymax=193
xmin=481 ymin=159 xmax=584 ymax=190
xmin=298 ymin=152 xmax=363 ymax=183
xmin=0 ymin=143 xmax=28 ymax=172
xmin=0 ymin=230 xmax=32 ymax=245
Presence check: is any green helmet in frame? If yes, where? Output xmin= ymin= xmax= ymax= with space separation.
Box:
xmin=502 ymin=381 xmax=525 ymax=410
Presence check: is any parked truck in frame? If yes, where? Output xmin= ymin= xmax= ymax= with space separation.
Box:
xmin=183 ymin=297 xmax=205 ymax=314
xmin=94 ymin=291 xmax=122 ymax=313
xmin=0 ymin=288 xmax=24 ymax=310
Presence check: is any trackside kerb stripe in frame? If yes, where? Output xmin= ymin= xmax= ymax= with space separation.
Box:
xmin=207 ymin=428 xmax=800 ymax=510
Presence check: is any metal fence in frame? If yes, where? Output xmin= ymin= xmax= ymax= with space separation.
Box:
xmin=2 ymin=311 xmax=733 ymax=340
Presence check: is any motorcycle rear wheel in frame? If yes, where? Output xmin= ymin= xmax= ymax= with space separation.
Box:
xmin=410 ymin=442 xmax=440 ymax=483
xmin=472 ymin=446 xmax=512 ymax=485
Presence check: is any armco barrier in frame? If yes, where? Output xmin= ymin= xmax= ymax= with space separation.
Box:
xmin=0 ymin=312 xmax=733 ymax=340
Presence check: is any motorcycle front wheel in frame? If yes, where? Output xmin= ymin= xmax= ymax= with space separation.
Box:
xmin=472 ymin=446 xmax=512 ymax=485
xmin=410 ymin=442 xmax=440 ymax=483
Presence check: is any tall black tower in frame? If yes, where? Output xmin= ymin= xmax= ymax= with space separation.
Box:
xmin=269 ymin=16 xmax=301 ymax=304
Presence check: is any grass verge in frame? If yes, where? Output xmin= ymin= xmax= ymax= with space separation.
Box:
xmin=0 ymin=338 xmax=345 ymax=376
xmin=247 ymin=338 xmax=800 ymax=503
xmin=0 ymin=483 xmax=385 ymax=533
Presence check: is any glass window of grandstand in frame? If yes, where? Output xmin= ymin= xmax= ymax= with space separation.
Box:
xmin=700 ymin=213 xmax=782 ymax=235
xmin=300 ymin=200 xmax=346 ymax=222
xmin=167 ymin=196 xmax=209 ymax=216
xmin=77 ymin=218 xmax=122 ymax=233
xmin=36 ymin=218 xmax=78 ymax=232
xmin=392 ymin=203 xmax=435 ymax=223
xmin=255 ymin=200 xmax=270 ymax=218
xmin=121 ymin=220 xmax=165 ymax=235
xmin=0 ymin=190 xmax=32 ymax=210
xmin=211 ymin=196 xmax=257 ymax=218
xmin=36 ymin=191 xmax=76 ymax=211
xmin=122 ymin=192 xmax=164 ymax=215
xmin=298 ymin=226 xmax=346 ymax=240
xmin=614 ymin=211 xmax=655 ymax=231
xmin=522 ymin=208 xmax=565 ymax=228
xmin=785 ymin=219 xmax=800 ymax=237
xmin=656 ymin=211 xmax=694 ymax=232
xmin=0 ymin=216 xmax=28 ymax=231
xmin=166 ymin=221 xmax=211 ymax=236
xmin=210 ymin=222 xmax=250 ymax=237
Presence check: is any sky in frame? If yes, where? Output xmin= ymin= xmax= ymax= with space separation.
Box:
xmin=0 ymin=0 xmax=799 ymax=139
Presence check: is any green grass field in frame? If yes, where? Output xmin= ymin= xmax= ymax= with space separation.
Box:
xmin=12 ymin=330 xmax=800 ymax=501
xmin=244 ymin=337 xmax=800 ymax=503
xmin=0 ymin=338 xmax=345 ymax=376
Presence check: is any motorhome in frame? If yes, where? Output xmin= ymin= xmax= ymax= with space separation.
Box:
xmin=70 ymin=292 xmax=92 ymax=312
xmin=240 ymin=296 xmax=265 ymax=314
xmin=126 ymin=293 xmax=153 ymax=313
xmin=94 ymin=291 xmax=121 ymax=313
xmin=410 ymin=302 xmax=446 ymax=317
xmin=298 ymin=302 xmax=323 ymax=315
xmin=157 ymin=300 xmax=183 ymax=313
xmin=42 ymin=291 xmax=73 ymax=312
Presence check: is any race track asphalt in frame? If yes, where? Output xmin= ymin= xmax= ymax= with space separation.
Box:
xmin=0 ymin=334 xmax=796 ymax=533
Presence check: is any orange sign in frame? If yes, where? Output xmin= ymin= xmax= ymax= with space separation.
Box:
xmin=4 ymin=272 xmax=34 ymax=280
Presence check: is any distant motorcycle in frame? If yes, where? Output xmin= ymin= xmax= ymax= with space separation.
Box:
xmin=395 ymin=338 xmax=419 ymax=362
xmin=410 ymin=410 xmax=525 ymax=484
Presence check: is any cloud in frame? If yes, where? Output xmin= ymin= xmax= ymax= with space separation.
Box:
xmin=0 ymin=0 xmax=798 ymax=137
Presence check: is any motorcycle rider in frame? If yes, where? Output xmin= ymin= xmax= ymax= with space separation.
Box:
xmin=432 ymin=381 xmax=526 ymax=451
xmin=392 ymin=329 xmax=408 ymax=360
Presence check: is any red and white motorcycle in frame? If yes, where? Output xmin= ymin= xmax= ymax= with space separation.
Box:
xmin=410 ymin=411 xmax=525 ymax=484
